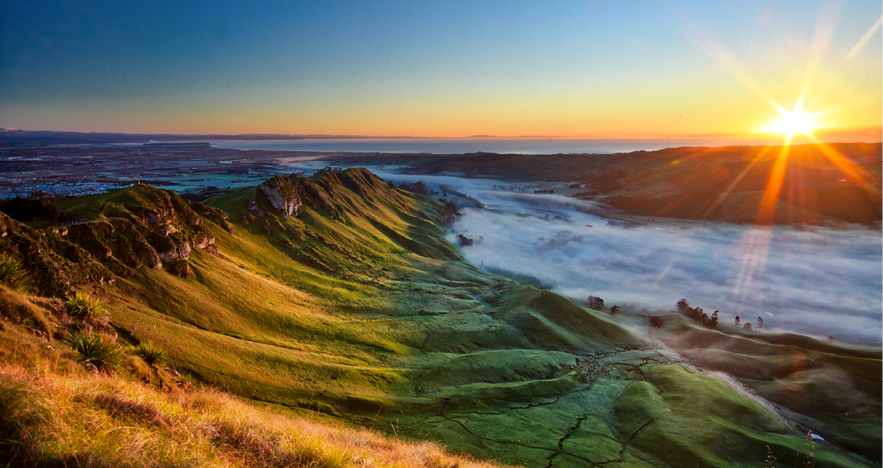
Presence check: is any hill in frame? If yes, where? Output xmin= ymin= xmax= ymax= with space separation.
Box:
xmin=393 ymin=143 xmax=883 ymax=225
xmin=0 ymin=168 xmax=879 ymax=467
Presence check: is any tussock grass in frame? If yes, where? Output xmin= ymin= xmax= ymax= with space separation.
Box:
xmin=131 ymin=340 xmax=169 ymax=366
xmin=65 ymin=333 xmax=123 ymax=372
xmin=0 ymin=254 xmax=33 ymax=293
xmin=0 ymin=363 xmax=510 ymax=468
xmin=64 ymin=291 xmax=107 ymax=320
xmin=0 ymin=285 xmax=59 ymax=337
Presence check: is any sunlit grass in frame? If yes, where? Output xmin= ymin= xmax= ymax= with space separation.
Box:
xmin=0 ymin=254 xmax=33 ymax=294
xmin=64 ymin=333 xmax=124 ymax=372
xmin=131 ymin=340 xmax=169 ymax=366
xmin=64 ymin=291 xmax=107 ymax=320
xmin=0 ymin=362 xmax=508 ymax=468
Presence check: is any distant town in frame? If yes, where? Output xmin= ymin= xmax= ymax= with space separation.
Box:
xmin=0 ymin=142 xmax=312 ymax=199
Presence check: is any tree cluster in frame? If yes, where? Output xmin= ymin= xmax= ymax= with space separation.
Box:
xmin=677 ymin=299 xmax=768 ymax=332
xmin=396 ymin=181 xmax=437 ymax=196
xmin=676 ymin=299 xmax=718 ymax=329
xmin=587 ymin=295 xmax=604 ymax=310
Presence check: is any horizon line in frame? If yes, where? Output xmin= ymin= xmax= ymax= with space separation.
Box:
xmin=1 ymin=126 xmax=881 ymax=143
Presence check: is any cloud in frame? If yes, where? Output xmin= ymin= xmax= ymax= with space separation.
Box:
xmin=448 ymin=191 xmax=881 ymax=345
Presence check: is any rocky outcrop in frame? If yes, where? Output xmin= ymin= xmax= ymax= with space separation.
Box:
xmin=247 ymin=199 xmax=265 ymax=218
xmin=188 ymin=200 xmax=235 ymax=233
xmin=0 ymin=184 xmax=231 ymax=294
xmin=66 ymin=219 xmax=162 ymax=270
xmin=158 ymin=241 xmax=191 ymax=263
xmin=258 ymin=175 xmax=303 ymax=217
xmin=0 ymin=211 xmax=116 ymax=296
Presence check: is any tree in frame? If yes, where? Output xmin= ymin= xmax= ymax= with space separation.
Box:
xmin=676 ymin=299 xmax=690 ymax=313
xmin=743 ymin=322 xmax=753 ymax=332
xmin=698 ymin=309 xmax=709 ymax=325
xmin=756 ymin=316 xmax=764 ymax=329
xmin=708 ymin=310 xmax=719 ymax=328
xmin=735 ymin=316 xmax=741 ymax=327
xmin=587 ymin=296 xmax=605 ymax=310
xmin=610 ymin=305 xmax=621 ymax=314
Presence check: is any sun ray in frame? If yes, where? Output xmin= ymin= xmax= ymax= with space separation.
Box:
xmin=802 ymin=132 xmax=880 ymax=194
xmin=755 ymin=138 xmax=793 ymax=225
xmin=844 ymin=15 xmax=883 ymax=63
xmin=730 ymin=226 xmax=775 ymax=304
xmin=699 ymin=146 xmax=775 ymax=219
xmin=671 ymin=2 xmax=873 ymax=308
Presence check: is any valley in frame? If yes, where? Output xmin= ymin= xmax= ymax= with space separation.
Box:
xmin=0 ymin=166 xmax=879 ymax=467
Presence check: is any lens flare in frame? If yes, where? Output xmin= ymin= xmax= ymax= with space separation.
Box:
xmin=761 ymin=101 xmax=821 ymax=138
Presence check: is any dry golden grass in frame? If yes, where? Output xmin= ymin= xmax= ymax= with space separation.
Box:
xmin=0 ymin=362 xmax=513 ymax=468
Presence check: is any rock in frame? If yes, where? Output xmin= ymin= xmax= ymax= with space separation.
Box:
xmin=247 ymin=198 xmax=265 ymax=218
xmin=188 ymin=201 xmax=235 ymax=233
xmin=146 ymin=210 xmax=181 ymax=236
xmin=158 ymin=242 xmax=191 ymax=263
xmin=258 ymin=175 xmax=303 ymax=216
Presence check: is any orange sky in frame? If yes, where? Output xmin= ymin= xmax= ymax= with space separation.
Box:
xmin=1 ymin=2 xmax=880 ymax=140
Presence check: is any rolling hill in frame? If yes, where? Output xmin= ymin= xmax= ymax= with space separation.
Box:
xmin=0 ymin=168 xmax=879 ymax=467
xmin=392 ymin=143 xmax=883 ymax=225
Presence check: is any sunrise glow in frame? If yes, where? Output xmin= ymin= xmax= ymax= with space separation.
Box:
xmin=0 ymin=3 xmax=879 ymax=140
xmin=761 ymin=102 xmax=821 ymax=138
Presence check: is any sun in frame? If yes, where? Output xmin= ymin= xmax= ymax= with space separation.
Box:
xmin=761 ymin=101 xmax=820 ymax=138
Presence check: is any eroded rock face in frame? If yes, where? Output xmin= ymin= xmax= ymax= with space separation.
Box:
xmin=188 ymin=200 xmax=236 ymax=233
xmin=0 ymin=212 xmax=116 ymax=296
xmin=193 ymin=233 xmax=215 ymax=249
xmin=158 ymin=242 xmax=191 ymax=263
xmin=258 ymin=175 xmax=303 ymax=217
xmin=146 ymin=210 xmax=180 ymax=236
xmin=247 ymin=198 xmax=265 ymax=218
xmin=0 ymin=184 xmax=231 ymax=293
xmin=67 ymin=219 xmax=163 ymax=270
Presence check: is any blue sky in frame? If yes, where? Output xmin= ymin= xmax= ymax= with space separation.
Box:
xmin=1 ymin=1 xmax=880 ymax=137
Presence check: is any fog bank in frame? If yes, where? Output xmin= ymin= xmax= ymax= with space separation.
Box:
xmin=451 ymin=197 xmax=882 ymax=344
xmin=290 ymin=163 xmax=883 ymax=345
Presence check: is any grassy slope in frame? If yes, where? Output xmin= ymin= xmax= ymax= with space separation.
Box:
xmin=1 ymin=167 xmax=879 ymax=467
xmin=0 ymin=292 xmax=506 ymax=468
xmin=652 ymin=314 xmax=882 ymax=460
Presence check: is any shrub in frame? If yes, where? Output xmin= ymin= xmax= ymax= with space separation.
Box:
xmin=65 ymin=333 xmax=122 ymax=371
xmin=0 ymin=255 xmax=33 ymax=293
xmin=132 ymin=340 xmax=168 ymax=366
xmin=63 ymin=292 xmax=106 ymax=320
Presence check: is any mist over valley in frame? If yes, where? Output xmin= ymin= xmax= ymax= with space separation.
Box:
xmin=312 ymin=165 xmax=883 ymax=345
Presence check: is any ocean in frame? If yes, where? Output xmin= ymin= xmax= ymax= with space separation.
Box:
xmin=207 ymin=137 xmax=772 ymax=154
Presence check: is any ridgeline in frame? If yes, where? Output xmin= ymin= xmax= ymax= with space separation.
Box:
xmin=0 ymin=168 xmax=879 ymax=467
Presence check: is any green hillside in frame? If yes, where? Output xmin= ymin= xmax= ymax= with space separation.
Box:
xmin=1 ymin=168 xmax=879 ymax=467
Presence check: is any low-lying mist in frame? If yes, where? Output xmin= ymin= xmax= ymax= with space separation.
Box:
xmin=296 ymin=164 xmax=883 ymax=345
xmin=453 ymin=194 xmax=881 ymax=345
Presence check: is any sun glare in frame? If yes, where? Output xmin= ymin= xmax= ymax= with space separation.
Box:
xmin=761 ymin=101 xmax=820 ymax=137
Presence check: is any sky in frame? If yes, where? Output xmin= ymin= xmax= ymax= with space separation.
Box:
xmin=0 ymin=0 xmax=880 ymax=139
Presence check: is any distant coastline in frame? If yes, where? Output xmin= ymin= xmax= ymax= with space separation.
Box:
xmin=3 ymin=128 xmax=880 ymax=154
